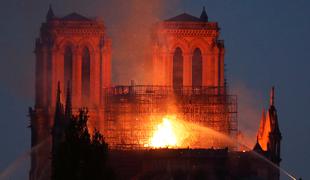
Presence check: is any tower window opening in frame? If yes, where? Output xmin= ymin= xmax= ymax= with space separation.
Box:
xmin=82 ymin=47 xmax=91 ymax=104
xmin=173 ymin=47 xmax=183 ymax=89
xmin=64 ymin=46 xmax=73 ymax=94
xmin=192 ymin=48 xmax=202 ymax=88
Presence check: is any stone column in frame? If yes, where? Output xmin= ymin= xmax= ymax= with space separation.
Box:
xmin=167 ymin=53 xmax=174 ymax=86
xmin=41 ymin=46 xmax=48 ymax=107
xmin=104 ymin=39 xmax=112 ymax=88
xmin=49 ymin=48 xmax=57 ymax=108
xmin=54 ymin=50 xmax=64 ymax=101
xmin=73 ymin=50 xmax=82 ymax=108
xmin=157 ymin=53 xmax=165 ymax=85
xmin=103 ymin=43 xmax=111 ymax=88
xmin=202 ymin=53 xmax=208 ymax=86
xmin=160 ymin=53 xmax=167 ymax=86
xmin=206 ymin=49 xmax=213 ymax=86
xmin=35 ymin=46 xmax=43 ymax=108
xmin=183 ymin=53 xmax=192 ymax=86
xmin=99 ymin=46 xmax=103 ymax=106
xmin=162 ymin=52 xmax=168 ymax=86
xmin=91 ymin=49 xmax=100 ymax=107
xmin=152 ymin=50 xmax=159 ymax=85
xmin=102 ymin=49 xmax=107 ymax=89
xmin=160 ymin=54 xmax=167 ymax=86
xmin=46 ymin=49 xmax=52 ymax=108
xmin=219 ymin=47 xmax=225 ymax=87
xmin=214 ymin=47 xmax=220 ymax=87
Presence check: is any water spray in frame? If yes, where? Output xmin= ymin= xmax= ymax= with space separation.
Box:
xmin=0 ymin=136 xmax=50 ymax=180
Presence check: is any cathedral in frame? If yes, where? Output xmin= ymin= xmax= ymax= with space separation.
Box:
xmin=29 ymin=5 xmax=282 ymax=180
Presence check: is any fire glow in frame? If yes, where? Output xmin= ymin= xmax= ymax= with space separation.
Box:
xmin=147 ymin=115 xmax=237 ymax=149
xmin=149 ymin=116 xmax=188 ymax=148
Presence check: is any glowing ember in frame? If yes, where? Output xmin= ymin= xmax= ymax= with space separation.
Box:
xmin=147 ymin=115 xmax=236 ymax=149
xmin=150 ymin=117 xmax=177 ymax=148
xmin=149 ymin=116 xmax=189 ymax=148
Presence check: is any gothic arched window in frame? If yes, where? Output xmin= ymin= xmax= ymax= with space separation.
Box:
xmin=82 ymin=47 xmax=91 ymax=104
xmin=192 ymin=48 xmax=202 ymax=87
xmin=173 ymin=47 xmax=183 ymax=89
xmin=64 ymin=46 xmax=73 ymax=92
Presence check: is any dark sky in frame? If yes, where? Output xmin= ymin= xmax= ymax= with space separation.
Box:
xmin=0 ymin=0 xmax=309 ymax=179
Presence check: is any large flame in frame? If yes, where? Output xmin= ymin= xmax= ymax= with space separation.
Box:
xmin=149 ymin=116 xmax=187 ymax=148
xmin=148 ymin=115 xmax=234 ymax=149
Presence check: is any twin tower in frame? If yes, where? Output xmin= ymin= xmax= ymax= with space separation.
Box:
xmin=34 ymin=6 xmax=224 ymax=110
xmin=30 ymin=6 xmax=227 ymax=180
xmin=32 ymin=6 xmax=225 ymax=141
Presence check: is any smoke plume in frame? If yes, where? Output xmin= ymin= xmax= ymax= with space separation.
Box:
xmin=93 ymin=0 xmax=170 ymax=85
xmin=230 ymin=81 xmax=264 ymax=148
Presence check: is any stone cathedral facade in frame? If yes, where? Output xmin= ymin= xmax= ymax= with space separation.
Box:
xmin=29 ymin=6 xmax=282 ymax=180
xmin=29 ymin=6 xmax=111 ymax=179
xmin=152 ymin=7 xmax=225 ymax=88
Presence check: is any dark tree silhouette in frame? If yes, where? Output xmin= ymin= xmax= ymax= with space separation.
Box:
xmin=52 ymin=108 xmax=114 ymax=180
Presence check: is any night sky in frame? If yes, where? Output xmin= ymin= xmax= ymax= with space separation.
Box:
xmin=0 ymin=0 xmax=309 ymax=179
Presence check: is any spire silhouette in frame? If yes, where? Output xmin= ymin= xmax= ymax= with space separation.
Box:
xmin=200 ymin=6 xmax=208 ymax=22
xmin=46 ymin=4 xmax=55 ymax=21
xmin=54 ymin=81 xmax=64 ymax=129
xmin=268 ymin=86 xmax=280 ymax=133
xmin=55 ymin=81 xmax=62 ymax=111
xmin=65 ymin=81 xmax=72 ymax=119
xmin=253 ymin=135 xmax=263 ymax=152
xmin=270 ymin=86 xmax=275 ymax=106
xmin=266 ymin=86 xmax=281 ymax=164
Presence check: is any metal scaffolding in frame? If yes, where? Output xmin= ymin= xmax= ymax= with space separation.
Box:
xmin=103 ymin=86 xmax=237 ymax=150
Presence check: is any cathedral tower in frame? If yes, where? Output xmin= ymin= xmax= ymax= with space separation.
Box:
xmin=152 ymin=7 xmax=225 ymax=89
xmin=255 ymin=87 xmax=282 ymax=179
xmin=30 ymin=6 xmax=111 ymax=180
xmin=34 ymin=6 xmax=111 ymax=110
xmin=266 ymin=87 xmax=282 ymax=165
xmin=257 ymin=87 xmax=282 ymax=165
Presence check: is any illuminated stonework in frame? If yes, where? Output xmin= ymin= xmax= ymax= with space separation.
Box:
xmin=152 ymin=10 xmax=225 ymax=87
xmin=29 ymin=6 xmax=282 ymax=180
xmin=30 ymin=6 xmax=111 ymax=180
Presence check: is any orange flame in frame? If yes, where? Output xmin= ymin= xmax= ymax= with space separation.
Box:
xmin=149 ymin=116 xmax=189 ymax=148
xmin=147 ymin=115 xmax=238 ymax=149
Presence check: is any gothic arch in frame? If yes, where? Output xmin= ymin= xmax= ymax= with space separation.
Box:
xmin=168 ymin=39 xmax=189 ymax=54
xmin=58 ymin=39 xmax=77 ymax=54
xmin=64 ymin=46 xmax=73 ymax=91
xmin=189 ymin=38 xmax=209 ymax=55
xmin=192 ymin=48 xmax=202 ymax=87
xmin=77 ymin=40 xmax=95 ymax=57
xmin=58 ymin=41 xmax=76 ymax=97
xmin=173 ymin=47 xmax=183 ymax=89
xmin=81 ymin=47 xmax=91 ymax=104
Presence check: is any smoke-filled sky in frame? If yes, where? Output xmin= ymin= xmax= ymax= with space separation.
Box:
xmin=0 ymin=0 xmax=309 ymax=179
